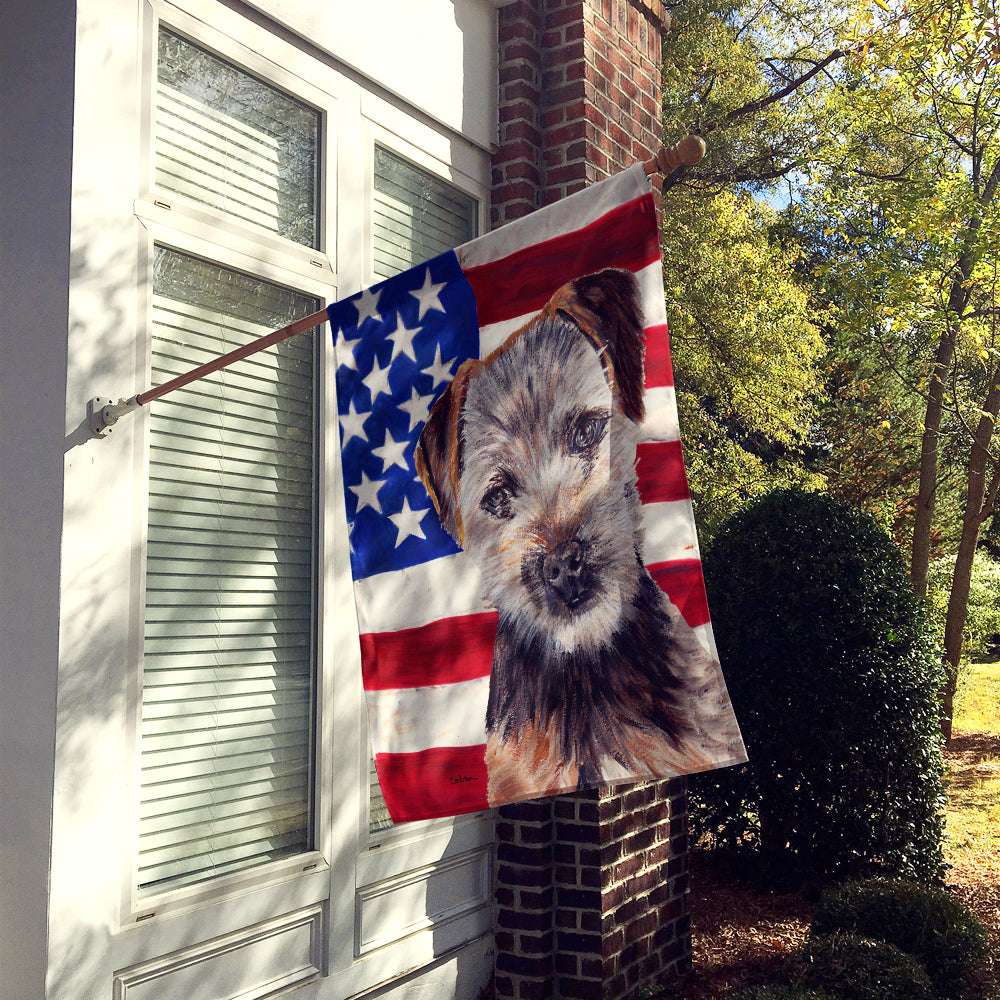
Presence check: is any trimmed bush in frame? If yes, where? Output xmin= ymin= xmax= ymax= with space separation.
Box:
xmin=812 ymin=878 xmax=987 ymax=998
xmin=732 ymin=987 xmax=837 ymax=1000
xmin=792 ymin=933 xmax=934 ymax=1000
xmin=692 ymin=489 xmax=946 ymax=882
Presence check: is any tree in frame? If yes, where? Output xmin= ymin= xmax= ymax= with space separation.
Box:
xmin=661 ymin=188 xmax=826 ymax=537
xmin=801 ymin=0 xmax=1000 ymax=736
xmin=661 ymin=0 xmax=853 ymax=194
xmin=659 ymin=1 xmax=846 ymax=536
xmin=660 ymin=0 xmax=999 ymax=737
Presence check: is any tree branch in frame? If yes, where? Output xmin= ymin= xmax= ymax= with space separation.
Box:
xmin=701 ymin=49 xmax=848 ymax=134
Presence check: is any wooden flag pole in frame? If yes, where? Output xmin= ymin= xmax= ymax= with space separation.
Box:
xmin=88 ymin=136 xmax=706 ymax=437
xmin=643 ymin=134 xmax=706 ymax=177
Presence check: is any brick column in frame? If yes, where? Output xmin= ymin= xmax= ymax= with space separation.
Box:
xmin=493 ymin=0 xmax=668 ymax=227
xmin=491 ymin=4 xmax=692 ymax=998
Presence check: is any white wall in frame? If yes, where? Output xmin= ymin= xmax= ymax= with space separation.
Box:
xmin=244 ymin=0 xmax=498 ymax=151
xmin=0 ymin=0 xmax=76 ymax=995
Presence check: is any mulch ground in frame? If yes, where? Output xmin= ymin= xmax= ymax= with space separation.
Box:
xmin=669 ymin=734 xmax=1000 ymax=999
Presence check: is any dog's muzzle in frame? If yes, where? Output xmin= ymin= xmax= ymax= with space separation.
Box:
xmin=541 ymin=539 xmax=593 ymax=610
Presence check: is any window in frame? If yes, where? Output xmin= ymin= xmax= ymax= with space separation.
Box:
xmin=139 ymin=248 xmax=318 ymax=895
xmin=136 ymin=26 xmax=323 ymax=898
xmin=54 ymin=0 xmax=498 ymax=994
xmin=372 ymin=146 xmax=478 ymax=280
xmin=155 ymin=28 xmax=320 ymax=247
xmin=118 ymin=7 xmax=493 ymax=991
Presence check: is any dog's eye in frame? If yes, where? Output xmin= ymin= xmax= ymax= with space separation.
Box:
xmin=569 ymin=413 xmax=608 ymax=453
xmin=481 ymin=481 xmax=516 ymax=519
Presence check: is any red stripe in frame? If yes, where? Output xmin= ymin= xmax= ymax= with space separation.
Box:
xmin=464 ymin=195 xmax=661 ymax=327
xmin=360 ymin=611 xmax=497 ymax=690
xmin=376 ymin=745 xmax=489 ymax=822
xmin=636 ymin=440 xmax=690 ymax=504
xmin=649 ymin=559 xmax=711 ymax=628
xmin=643 ymin=323 xmax=674 ymax=388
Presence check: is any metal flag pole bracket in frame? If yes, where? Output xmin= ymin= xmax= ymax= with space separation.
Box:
xmin=88 ymin=395 xmax=141 ymax=438
xmin=86 ymin=137 xmax=705 ymax=440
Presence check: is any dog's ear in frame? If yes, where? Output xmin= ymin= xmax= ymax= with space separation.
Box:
xmin=414 ymin=364 xmax=473 ymax=546
xmin=545 ymin=268 xmax=646 ymax=423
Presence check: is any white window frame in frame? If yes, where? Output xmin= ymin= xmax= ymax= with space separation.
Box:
xmin=109 ymin=0 xmax=496 ymax=993
xmin=123 ymin=0 xmax=340 ymax=932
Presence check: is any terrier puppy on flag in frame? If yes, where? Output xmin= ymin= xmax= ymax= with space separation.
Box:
xmin=415 ymin=268 xmax=736 ymax=806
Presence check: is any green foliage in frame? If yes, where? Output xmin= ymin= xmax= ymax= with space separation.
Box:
xmin=791 ymin=934 xmax=934 ymax=1000
xmin=732 ymin=987 xmax=837 ymax=1000
xmin=692 ymin=489 xmax=947 ymax=882
xmin=927 ymin=550 xmax=1000 ymax=660
xmin=661 ymin=0 xmax=850 ymax=192
xmin=663 ymin=187 xmax=827 ymax=540
xmin=811 ymin=878 xmax=988 ymax=999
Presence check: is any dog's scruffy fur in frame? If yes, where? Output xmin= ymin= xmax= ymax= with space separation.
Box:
xmin=415 ymin=269 xmax=742 ymax=806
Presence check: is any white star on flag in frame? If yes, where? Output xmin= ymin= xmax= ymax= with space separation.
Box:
xmin=410 ymin=269 xmax=446 ymax=320
xmin=340 ymin=399 xmax=370 ymax=447
xmin=389 ymin=497 xmax=427 ymax=546
xmin=372 ymin=429 xmax=410 ymax=472
xmin=334 ymin=330 xmax=360 ymax=372
xmin=388 ymin=316 xmax=419 ymax=363
xmin=362 ymin=355 xmax=394 ymax=403
xmin=398 ymin=387 xmax=433 ymax=432
xmin=354 ymin=286 xmax=383 ymax=328
xmin=350 ymin=470 xmax=385 ymax=514
xmin=423 ymin=343 xmax=457 ymax=389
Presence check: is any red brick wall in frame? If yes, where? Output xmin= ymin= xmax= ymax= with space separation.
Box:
xmin=492 ymin=0 xmax=668 ymax=228
xmin=489 ymin=9 xmax=689 ymax=998
xmin=494 ymin=782 xmax=691 ymax=1000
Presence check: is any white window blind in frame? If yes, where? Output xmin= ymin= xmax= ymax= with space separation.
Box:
xmin=155 ymin=27 xmax=320 ymax=248
xmin=368 ymin=147 xmax=477 ymax=832
xmin=138 ymin=247 xmax=319 ymax=895
xmin=372 ymin=146 xmax=478 ymax=280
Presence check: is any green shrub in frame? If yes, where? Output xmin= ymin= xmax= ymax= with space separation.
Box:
xmin=812 ymin=878 xmax=988 ymax=998
xmin=927 ymin=550 xmax=1000 ymax=659
xmin=792 ymin=933 xmax=934 ymax=1000
xmin=732 ymin=987 xmax=837 ymax=1000
xmin=692 ymin=489 xmax=946 ymax=882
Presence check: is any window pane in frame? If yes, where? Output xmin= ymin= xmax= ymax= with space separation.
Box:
xmin=156 ymin=28 xmax=320 ymax=248
xmin=138 ymin=247 xmax=318 ymax=895
xmin=368 ymin=150 xmax=478 ymax=832
xmin=372 ymin=146 xmax=477 ymax=280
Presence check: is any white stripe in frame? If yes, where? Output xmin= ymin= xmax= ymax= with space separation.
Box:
xmin=640 ymin=386 xmax=679 ymax=442
xmin=637 ymin=262 xmax=668 ymax=327
xmin=456 ymin=164 xmax=651 ymax=269
xmin=693 ymin=623 xmax=719 ymax=658
xmin=366 ymin=677 xmax=489 ymax=755
xmin=355 ymin=552 xmax=489 ymax=635
xmin=642 ymin=500 xmax=701 ymax=564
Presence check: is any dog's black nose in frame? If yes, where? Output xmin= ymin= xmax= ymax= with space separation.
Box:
xmin=542 ymin=539 xmax=588 ymax=607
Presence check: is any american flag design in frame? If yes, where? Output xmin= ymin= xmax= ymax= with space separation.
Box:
xmin=328 ymin=165 xmax=742 ymax=822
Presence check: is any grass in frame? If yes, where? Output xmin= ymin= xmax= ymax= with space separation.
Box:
xmin=945 ymin=659 xmax=1000 ymax=868
xmin=954 ymin=658 xmax=1000 ymax=734
xmin=939 ymin=658 xmax=1000 ymax=1000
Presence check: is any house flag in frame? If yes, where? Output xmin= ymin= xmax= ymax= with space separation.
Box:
xmin=328 ymin=163 xmax=746 ymax=823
